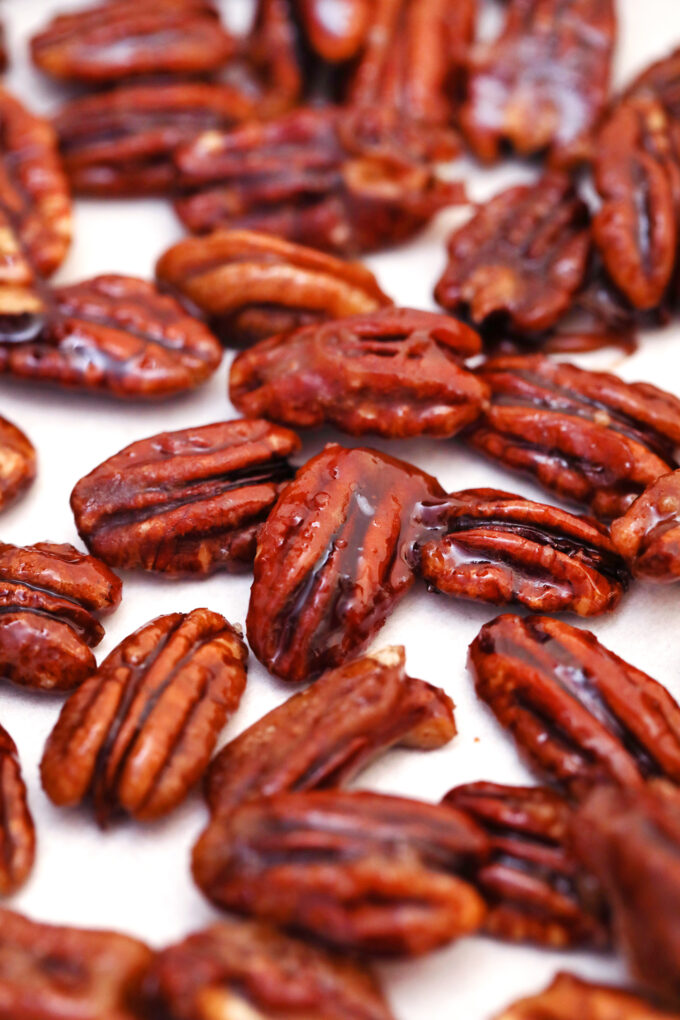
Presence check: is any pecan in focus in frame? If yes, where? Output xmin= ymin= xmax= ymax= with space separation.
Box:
xmin=471 ymin=613 xmax=680 ymax=798
xmin=193 ymin=789 xmax=488 ymax=957
xmin=71 ymin=419 xmax=300 ymax=576
xmin=466 ymin=355 xmax=680 ymax=519
xmin=0 ymin=727 xmax=35 ymax=897
xmin=0 ymin=540 xmax=121 ymax=692
xmin=494 ymin=973 xmax=678 ymax=1020
xmin=230 ymin=307 xmax=487 ymax=439
xmin=41 ymin=609 xmax=247 ymax=825
xmin=611 ymin=469 xmax=680 ymax=582
xmin=0 ymin=416 xmax=35 ymax=514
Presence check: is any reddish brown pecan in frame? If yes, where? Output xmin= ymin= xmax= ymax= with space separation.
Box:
xmin=434 ymin=175 xmax=591 ymax=335
xmin=471 ymin=614 xmax=680 ymax=799
xmin=460 ymin=0 xmax=616 ymax=168
xmin=247 ymin=443 xmax=445 ymax=682
xmin=0 ymin=907 xmax=152 ymax=1020
xmin=626 ymin=46 xmax=680 ymax=120
xmin=71 ymin=419 xmax=300 ymax=577
xmin=205 ymin=645 xmax=455 ymax=815
xmin=611 ymin=469 xmax=680 ymax=582
xmin=467 ymin=355 xmax=680 ymax=519
xmin=0 ymin=727 xmax=35 ymax=897
xmin=147 ymin=917 xmax=394 ymax=1020
xmin=494 ymin=973 xmax=678 ymax=1020
xmin=0 ymin=540 xmax=121 ymax=692
xmin=193 ymin=789 xmax=487 ymax=957
xmin=443 ymin=782 xmax=608 ymax=948
xmin=0 ymin=417 xmax=35 ymax=514
xmin=297 ymin=0 xmax=370 ymax=62
xmin=230 ymin=308 xmax=487 ymax=439
xmin=41 ymin=609 xmax=247 ymax=826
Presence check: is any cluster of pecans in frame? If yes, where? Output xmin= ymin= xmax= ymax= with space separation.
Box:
xmin=2 ymin=0 xmax=680 ymax=1017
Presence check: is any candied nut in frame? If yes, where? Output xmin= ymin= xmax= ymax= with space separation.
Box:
xmin=0 ymin=727 xmax=35 ymax=897
xmin=156 ymin=228 xmax=393 ymax=346
xmin=413 ymin=487 xmax=629 ymax=616
xmin=471 ymin=614 xmax=680 ymax=799
xmin=193 ymin=789 xmax=488 ymax=957
xmin=434 ymin=175 xmax=591 ymax=335
xmin=460 ymin=0 xmax=616 ymax=168
xmin=298 ymin=0 xmax=370 ymax=62
xmin=246 ymin=443 xmax=445 ymax=682
xmin=0 ymin=416 xmax=35 ymax=514
xmin=494 ymin=972 xmax=678 ymax=1020
xmin=41 ymin=609 xmax=247 ymax=826
xmin=71 ymin=419 xmax=300 ymax=577
xmin=230 ymin=307 xmax=487 ymax=439
xmin=0 ymin=907 xmax=152 ymax=1020
xmin=467 ymin=355 xmax=680 ymax=519
xmin=0 ymin=540 xmax=121 ymax=692
xmin=611 ymin=469 xmax=680 ymax=582
xmin=444 ymin=782 xmax=608 ymax=947
xmin=205 ymin=645 xmax=455 ymax=815
xmin=627 ymin=46 xmax=680 ymax=120
xmin=147 ymin=917 xmax=394 ymax=1020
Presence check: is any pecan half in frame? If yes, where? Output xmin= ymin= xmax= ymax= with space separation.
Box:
xmin=460 ymin=0 xmax=616 ymax=168
xmin=41 ymin=609 xmax=247 ymax=826
xmin=467 ymin=354 xmax=680 ymax=519
xmin=413 ymin=487 xmax=628 ymax=616
xmin=0 ymin=416 xmax=35 ymax=514
xmin=471 ymin=614 xmax=680 ymax=798
xmin=611 ymin=469 xmax=680 ymax=582
xmin=247 ymin=443 xmax=445 ymax=682
xmin=0 ymin=907 xmax=152 ymax=1020
xmin=0 ymin=540 xmax=121 ymax=692
xmin=147 ymin=917 xmax=394 ymax=1020
xmin=0 ymin=727 xmax=35 ymax=897
xmin=193 ymin=789 xmax=488 ymax=957
xmin=626 ymin=46 xmax=680 ymax=120
xmin=434 ymin=175 xmax=591 ymax=335
xmin=205 ymin=645 xmax=455 ymax=815
xmin=494 ymin=973 xmax=678 ymax=1020
xmin=444 ymin=781 xmax=608 ymax=947
xmin=71 ymin=419 xmax=300 ymax=577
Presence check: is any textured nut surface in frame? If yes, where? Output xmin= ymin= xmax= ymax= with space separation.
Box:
xmin=71 ymin=419 xmax=300 ymax=577
xmin=41 ymin=609 xmax=248 ymax=824
xmin=0 ymin=417 xmax=35 ymax=514
xmin=0 ymin=727 xmax=35 ymax=897
xmin=494 ymin=972 xmax=677 ymax=1020
xmin=611 ymin=469 xmax=680 ymax=581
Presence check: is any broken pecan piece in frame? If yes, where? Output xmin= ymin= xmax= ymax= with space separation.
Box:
xmin=0 ymin=727 xmax=35 ymax=897
xmin=494 ymin=973 xmax=677 ymax=1020
xmin=71 ymin=419 xmax=300 ymax=576
xmin=611 ymin=469 xmax=680 ymax=582
xmin=41 ymin=609 xmax=247 ymax=826
xmin=0 ymin=416 xmax=35 ymax=514
xmin=471 ymin=614 xmax=680 ymax=798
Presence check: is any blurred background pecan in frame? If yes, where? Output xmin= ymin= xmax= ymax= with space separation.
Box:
xmin=494 ymin=973 xmax=676 ymax=1020
xmin=0 ymin=416 xmax=35 ymax=515
xmin=611 ymin=469 xmax=680 ymax=581
xmin=0 ymin=726 xmax=35 ymax=897
xmin=626 ymin=44 xmax=680 ymax=119
xmin=0 ymin=24 xmax=6 ymax=74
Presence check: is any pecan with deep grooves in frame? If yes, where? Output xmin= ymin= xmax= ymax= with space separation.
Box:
xmin=0 ymin=417 xmax=35 ymax=514
xmin=494 ymin=973 xmax=678 ymax=1020
xmin=41 ymin=609 xmax=248 ymax=826
xmin=0 ymin=727 xmax=35 ymax=897
xmin=611 ymin=469 xmax=680 ymax=582
xmin=193 ymin=789 xmax=488 ymax=957
xmin=0 ymin=540 xmax=121 ymax=692
xmin=471 ymin=614 xmax=680 ymax=799
xmin=467 ymin=355 xmax=680 ymax=519
xmin=443 ymin=782 xmax=608 ymax=948
xmin=230 ymin=308 xmax=487 ymax=439
xmin=71 ymin=419 xmax=300 ymax=577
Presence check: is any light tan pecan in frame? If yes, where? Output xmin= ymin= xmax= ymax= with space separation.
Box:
xmin=0 ymin=727 xmax=35 ymax=897
xmin=0 ymin=417 xmax=35 ymax=514
xmin=494 ymin=973 xmax=677 ymax=1020
xmin=611 ymin=469 xmax=680 ymax=581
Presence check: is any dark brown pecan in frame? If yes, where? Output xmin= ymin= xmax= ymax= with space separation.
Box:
xmin=0 ymin=907 xmax=152 ymax=1020
xmin=611 ymin=469 xmax=680 ymax=582
xmin=247 ymin=443 xmax=445 ymax=682
xmin=193 ymin=789 xmax=488 ymax=957
xmin=0 ymin=540 xmax=121 ymax=692
xmin=434 ymin=175 xmax=591 ymax=335
xmin=230 ymin=308 xmax=487 ymax=439
xmin=443 ymin=782 xmax=608 ymax=948
xmin=30 ymin=0 xmax=234 ymax=83
xmin=494 ymin=973 xmax=678 ymax=1020
xmin=467 ymin=355 xmax=680 ymax=519
xmin=0 ymin=416 xmax=35 ymax=514
xmin=413 ymin=487 xmax=628 ymax=616
xmin=41 ymin=609 xmax=247 ymax=826
xmin=205 ymin=645 xmax=455 ymax=815
xmin=460 ymin=0 xmax=616 ymax=168
xmin=147 ymin=917 xmax=394 ymax=1020
xmin=471 ymin=614 xmax=680 ymax=799
xmin=0 ymin=727 xmax=35 ymax=897
xmin=71 ymin=419 xmax=300 ymax=577
xmin=0 ymin=275 xmax=222 ymax=399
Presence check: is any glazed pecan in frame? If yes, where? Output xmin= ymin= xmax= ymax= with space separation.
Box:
xmin=156 ymin=228 xmax=392 ymax=345
xmin=71 ymin=419 xmax=300 ymax=576
xmin=0 ymin=275 xmax=222 ymax=399
xmin=230 ymin=308 xmax=487 ymax=439
xmin=0 ymin=727 xmax=35 ymax=897
xmin=30 ymin=0 xmax=234 ymax=83
xmin=471 ymin=614 xmax=680 ymax=799
xmin=193 ymin=789 xmax=487 ymax=957
xmin=205 ymin=645 xmax=455 ymax=815
xmin=413 ymin=487 xmax=628 ymax=616
xmin=147 ymin=917 xmax=394 ymax=1020
xmin=41 ymin=609 xmax=247 ymax=826
xmin=434 ymin=175 xmax=591 ymax=335
xmin=460 ymin=0 xmax=616 ymax=168
xmin=611 ymin=469 xmax=680 ymax=581
xmin=467 ymin=355 xmax=680 ymax=519
xmin=626 ymin=46 xmax=680 ymax=120
xmin=494 ymin=973 xmax=678 ymax=1020
xmin=297 ymin=0 xmax=370 ymax=62
xmin=0 ymin=416 xmax=35 ymax=514
xmin=246 ymin=443 xmax=445 ymax=682
xmin=0 ymin=540 xmax=121 ymax=692
xmin=0 ymin=907 xmax=152 ymax=1020
xmin=444 ymin=782 xmax=608 ymax=948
